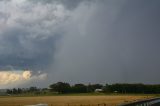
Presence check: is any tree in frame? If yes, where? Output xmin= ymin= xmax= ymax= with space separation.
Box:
xmin=6 ymin=89 xmax=12 ymax=94
xmin=29 ymin=87 xmax=38 ymax=92
xmin=17 ymin=88 xmax=22 ymax=94
xmin=50 ymin=82 xmax=71 ymax=93
xmin=12 ymin=88 xmax=18 ymax=94
xmin=103 ymin=84 xmax=110 ymax=93
xmin=72 ymin=84 xmax=87 ymax=93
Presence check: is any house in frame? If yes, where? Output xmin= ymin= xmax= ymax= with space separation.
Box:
xmin=94 ymin=89 xmax=103 ymax=92
xmin=114 ymin=91 xmax=118 ymax=93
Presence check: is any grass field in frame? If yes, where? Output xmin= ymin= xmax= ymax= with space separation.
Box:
xmin=0 ymin=95 xmax=153 ymax=106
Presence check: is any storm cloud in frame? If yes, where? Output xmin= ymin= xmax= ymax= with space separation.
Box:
xmin=0 ymin=0 xmax=160 ymax=88
xmin=0 ymin=0 xmax=69 ymax=70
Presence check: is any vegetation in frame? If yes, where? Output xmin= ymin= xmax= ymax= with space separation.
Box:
xmin=49 ymin=82 xmax=160 ymax=94
xmin=49 ymin=82 xmax=71 ymax=93
xmin=105 ymin=83 xmax=160 ymax=94
xmin=6 ymin=87 xmax=47 ymax=95
xmin=5 ymin=82 xmax=160 ymax=96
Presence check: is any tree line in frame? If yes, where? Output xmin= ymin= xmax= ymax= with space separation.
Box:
xmin=49 ymin=82 xmax=103 ymax=93
xmin=6 ymin=87 xmax=47 ymax=95
xmin=105 ymin=83 xmax=160 ymax=94
xmin=6 ymin=82 xmax=160 ymax=95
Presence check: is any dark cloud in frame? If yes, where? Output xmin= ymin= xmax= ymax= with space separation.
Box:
xmin=29 ymin=0 xmax=91 ymax=10
xmin=0 ymin=32 xmax=60 ymax=70
xmin=50 ymin=0 xmax=160 ymax=84
xmin=0 ymin=0 xmax=160 ymax=88
xmin=0 ymin=0 xmax=66 ymax=71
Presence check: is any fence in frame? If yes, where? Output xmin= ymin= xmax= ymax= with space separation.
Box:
xmin=118 ymin=97 xmax=160 ymax=106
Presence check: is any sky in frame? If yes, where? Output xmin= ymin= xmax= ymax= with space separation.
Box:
xmin=0 ymin=0 xmax=160 ymax=88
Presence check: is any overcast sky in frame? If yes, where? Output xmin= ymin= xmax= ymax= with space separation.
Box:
xmin=0 ymin=0 xmax=160 ymax=88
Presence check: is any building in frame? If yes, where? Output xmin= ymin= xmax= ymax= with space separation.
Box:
xmin=94 ymin=89 xmax=103 ymax=92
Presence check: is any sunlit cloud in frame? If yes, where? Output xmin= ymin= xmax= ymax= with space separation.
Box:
xmin=22 ymin=70 xmax=32 ymax=80
xmin=0 ymin=70 xmax=47 ymax=86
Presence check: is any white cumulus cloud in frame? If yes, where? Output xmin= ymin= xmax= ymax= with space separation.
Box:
xmin=0 ymin=70 xmax=47 ymax=88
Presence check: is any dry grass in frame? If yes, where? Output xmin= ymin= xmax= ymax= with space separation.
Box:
xmin=0 ymin=95 xmax=152 ymax=106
